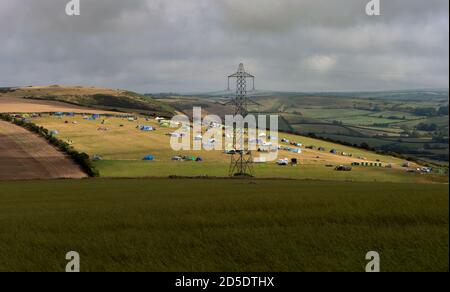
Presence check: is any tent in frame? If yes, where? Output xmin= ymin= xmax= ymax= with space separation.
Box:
xmin=169 ymin=132 xmax=182 ymax=138
xmin=143 ymin=155 xmax=154 ymax=161
xmin=290 ymin=148 xmax=302 ymax=154
xmin=92 ymin=154 xmax=103 ymax=161
xmin=330 ymin=149 xmax=337 ymax=154
xmin=140 ymin=125 xmax=155 ymax=131
xmin=92 ymin=114 xmax=101 ymax=119
xmin=196 ymin=156 xmax=203 ymax=162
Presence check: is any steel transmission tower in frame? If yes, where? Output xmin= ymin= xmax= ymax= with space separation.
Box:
xmin=227 ymin=63 xmax=256 ymax=177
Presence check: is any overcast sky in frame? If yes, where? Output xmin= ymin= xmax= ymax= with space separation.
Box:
xmin=1 ymin=0 xmax=448 ymax=93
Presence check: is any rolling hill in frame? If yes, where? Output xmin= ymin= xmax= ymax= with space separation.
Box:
xmin=0 ymin=85 xmax=176 ymax=117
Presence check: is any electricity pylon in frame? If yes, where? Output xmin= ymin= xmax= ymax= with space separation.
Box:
xmin=227 ymin=63 xmax=256 ymax=177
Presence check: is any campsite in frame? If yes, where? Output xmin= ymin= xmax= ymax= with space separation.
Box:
xmin=14 ymin=112 xmax=445 ymax=184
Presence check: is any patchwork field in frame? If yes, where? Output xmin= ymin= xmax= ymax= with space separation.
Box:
xmin=0 ymin=179 xmax=447 ymax=272
xmin=0 ymin=120 xmax=86 ymax=180
xmin=27 ymin=114 xmax=448 ymax=183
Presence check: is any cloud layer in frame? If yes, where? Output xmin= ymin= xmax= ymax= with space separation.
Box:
xmin=1 ymin=0 xmax=448 ymax=92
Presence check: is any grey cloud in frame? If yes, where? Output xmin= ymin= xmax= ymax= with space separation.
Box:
xmin=0 ymin=0 xmax=448 ymax=92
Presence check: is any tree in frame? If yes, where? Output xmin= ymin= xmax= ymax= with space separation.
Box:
xmin=438 ymin=105 xmax=449 ymax=116
xmin=360 ymin=142 xmax=371 ymax=150
xmin=414 ymin=107 xmax=438 ymax=117
xmin=416 ymin=123 xmax=438 ymax=132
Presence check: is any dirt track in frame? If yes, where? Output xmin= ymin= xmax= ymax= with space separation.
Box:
xmin=0 ymin=120 xmax=87 ymax=180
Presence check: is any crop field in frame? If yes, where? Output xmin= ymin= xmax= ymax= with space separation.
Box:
xmin=0 ymin=178 xmax=447 ymax=272
xmin=0 ymin=120 xmax=86 ymax=180
xmin=27 ymin=114 xmax=448 ymax=183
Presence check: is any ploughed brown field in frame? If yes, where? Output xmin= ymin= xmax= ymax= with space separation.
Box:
xmin=0 ymin=120 xmax=86 ymax=180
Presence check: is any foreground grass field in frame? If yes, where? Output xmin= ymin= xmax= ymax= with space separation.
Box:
xmin=0 ymin=179 xmax=448 ymax=272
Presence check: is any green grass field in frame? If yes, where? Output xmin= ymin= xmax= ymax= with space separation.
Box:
xmin=0 ymin=178 xmax=447 ymax=272
xmin=94 ymin=161 xmax=448 ymax=184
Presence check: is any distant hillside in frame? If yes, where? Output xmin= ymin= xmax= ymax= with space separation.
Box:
xmin=170 ymin=89 xmax=449 ymax=102
xmin=2 ymin=86 xmax=175 ymax=117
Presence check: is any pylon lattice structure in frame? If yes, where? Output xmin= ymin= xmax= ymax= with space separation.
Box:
xmin=227 ymin=63 xmax=256 ymax=177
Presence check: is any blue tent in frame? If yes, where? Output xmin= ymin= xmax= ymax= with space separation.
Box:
xmin=140 ymin=126 xmax=154 ymax=131
xmin=92 ymin=114 xmax=101 ymax=119
xmin=143 ymin=155 xmax=154 ymax=161
xmin=330 ymin=149 xmax=337 ymax=154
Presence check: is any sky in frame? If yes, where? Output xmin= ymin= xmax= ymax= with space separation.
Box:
xmin=1 ymin=0 xmax=449 ymax=93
